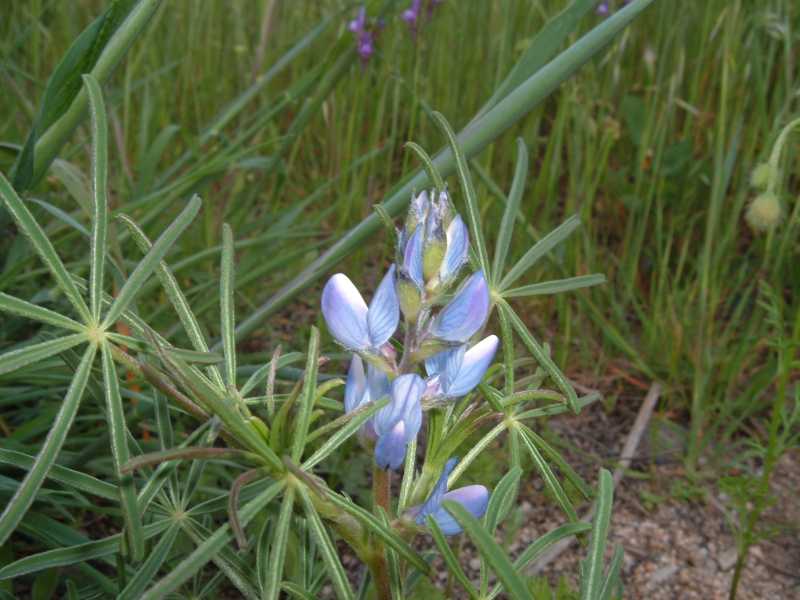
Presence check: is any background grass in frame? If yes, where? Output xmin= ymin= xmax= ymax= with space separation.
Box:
xmin=0 ymin=0 xmax=798 ymax=593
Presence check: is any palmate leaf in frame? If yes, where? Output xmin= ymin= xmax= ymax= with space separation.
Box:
xmin=0 ymin=344 xmax=96 ymax=546
xmin=0 ymin=173 xmax=91 ymax=322
xmin=492 ymin=139 xmax=529 ymax=283
xmin=499 ymin=299 xmax=579 ymax=413
xmin=140 ymin=480 xmax=285 ymax=599
xmin=118 ymin=522 xmax=180 ymax=600
xmin=102 ymin=194 xmax=201 ymax=328
xmin=297 ymin=485 xmax=355 ymax=600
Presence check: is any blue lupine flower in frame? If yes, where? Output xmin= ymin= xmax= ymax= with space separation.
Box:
xmin=424 ymin=334 xmax=498 ymax=399
xmin=373 ymin=374 xmax=424 ymax=470
xmin=439 ymin=214 xmax=468 ymax=283
xmin=345 ymin=355 xmax=390 ymax=439
xmin=321 ymin=266 xmax=399 ymax=353
xmin=430 ymin=270 xmax=490 ymax=343
xmin=411 ymin=458 xmax=489 ymax=535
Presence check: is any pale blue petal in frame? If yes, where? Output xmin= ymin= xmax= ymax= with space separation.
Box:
xmin=445 ymin=335 xmax=499 ymax=397
xmin=321 ymin=274 xmax=370 ymax=349
xmin=415 ymin=458 xmax=458 ymax=524
xmin=375 ymin=421 xmax=406 ymax=470
xmin=431 ymin=271 xmax=490 ymax=342
xmin=367 ymin=265 xmax=399 ymax=347
xmin=344 ymin=355 xmax=367 ymax=413
xmin=373 ymin=374 xmax=424 ymax=436
xmin=430 ymin=485 xmax=490 ymax=535
xmin=403 ymin=228 xmax=425 ymax=289
xmin=440 ymin=215 xmax=469 ymax=281
xmin=424 ymin=347 xmax=457 ymax=377
xmin=366 ymin=364 xmax=390 ymax=404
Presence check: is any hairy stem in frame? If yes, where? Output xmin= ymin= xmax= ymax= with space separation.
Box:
xmin=371 ymin=466 xmax=393 ymax=600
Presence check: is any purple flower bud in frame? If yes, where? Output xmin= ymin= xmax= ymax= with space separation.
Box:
xmin=373 ymin=374 xmax=424 ymax=470
xmin=596 ymin=1 xmax=610 ymax=15
xmin=410 ymin=458 xmax=490 ymax=535
xmin=430 ymin=271 xmax=490 ymax=343
xmin=425 ymin=334 xmax=498 ymax=399
xmin=349 ymin=7 xmax=367 ymax=33
xmin=321 ymin=266 xmax=399 ymax=352
xmin=402 ymin=0 xmax=422 ymax=29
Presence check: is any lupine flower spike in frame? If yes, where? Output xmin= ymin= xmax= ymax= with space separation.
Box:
xmin=321 ymin=265 xmax=399 ymax=356
xmin=410 ymin=458 xmax=490 ymax=535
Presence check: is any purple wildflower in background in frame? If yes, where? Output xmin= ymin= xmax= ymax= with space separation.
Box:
xmin=597 ymin=0 xmax=631 ymax=16
xmin=349 ymin=6 xmax=377 ymax=63
xmin=402 ymin=0 xmax=444 ymax=34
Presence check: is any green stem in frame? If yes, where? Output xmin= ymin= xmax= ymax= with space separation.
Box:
xmin=371 ymin=466 xmax=393 ymax=600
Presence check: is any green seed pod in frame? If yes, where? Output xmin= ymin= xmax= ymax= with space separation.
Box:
xmin=749 ymin=163 xmax=777 ymax=191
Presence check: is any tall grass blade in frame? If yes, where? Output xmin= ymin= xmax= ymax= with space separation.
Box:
xmin=0 ymin=344 xmax=96 ymax=546
xmin=432 ymin=112 xmax=491 ymax=277
xmin=476 ymin=0 xmax=597 ymax=117
xmin=21 ymin=0 xmax=163 ymax=189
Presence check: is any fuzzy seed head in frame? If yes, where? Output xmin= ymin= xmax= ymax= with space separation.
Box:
xmin=745 ymin=192 xmax=782 ymax=232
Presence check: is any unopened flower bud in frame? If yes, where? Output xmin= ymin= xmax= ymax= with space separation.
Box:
xmin=396 ymin=272 xmax=422 ymax=321
xmin=745 ymin=192 xmax=782 ymax=232
xmin=422 ymin=228 xmax=446 ymax=281
xmin=749 ymin=163 xmax=777 ymax=191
